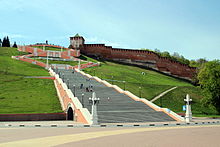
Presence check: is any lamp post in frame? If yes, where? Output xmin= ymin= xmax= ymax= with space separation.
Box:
xmin=46 ymin=50 xmax=49 ymax=69
xmin=93 ymin=69 xmax=96 ymax=76
xmin=73 ymin=85 xmax=76 ymax=96
xmin=141 ymin=72 xmax=145 ymax=86
xmin=139 ymin=87 xmax=142 ymax=98
xmin=62 ymin=74 xmax=64 ymax=80
xmin=67 ymin=79 xmax=69 ymax=89
xmin=82 ymin=93 xmax=84 ymax=108
xmin=89 ymin=92 xmax=100 ymax=125
xmin=78 ymin=59 xmax=81 ymax=71
xmin=111 ymin=76 xmax=114 ymax=85
xmin=123 ymin=81 xmax=126 ymax=90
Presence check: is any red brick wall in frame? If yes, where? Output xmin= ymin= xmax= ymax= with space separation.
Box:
xmin=80 ymin=44 xmax=196 ymax=79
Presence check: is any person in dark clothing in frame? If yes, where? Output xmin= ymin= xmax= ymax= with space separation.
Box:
xmin=80 ymin=84 xmax=83 ymax=89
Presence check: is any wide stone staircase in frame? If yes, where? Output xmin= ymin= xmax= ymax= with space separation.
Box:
xmin=54 ymin=68 xmax=175 ymax=123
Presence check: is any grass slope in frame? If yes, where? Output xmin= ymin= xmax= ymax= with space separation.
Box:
xmin=31 ymin=46 xmax=62 ymax=51
xmin=82 ymin=56 xmax=218 ymax=116
xmin=0 ymin=47 xmax=62 ymax=114
xmin=83 ymin=60 xmax=192 ymax=100
xmin=31 ymin=58 xmax=80 ymax=66
xmin=154 ymin=87 xmax=218 ymax=116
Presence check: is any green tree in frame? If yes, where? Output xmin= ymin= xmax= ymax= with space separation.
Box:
xmin=12 ymin=42 xmax=17 ymax=48
xmin=160 ymin=51 xmax=171 ymax=58
xmin=198 ymin=60 xmax=220 ymax=113
xmin=6 ymin=36 xmax=10 ymax=47
xmin=2 ymin=36 xmax=10 ymax=47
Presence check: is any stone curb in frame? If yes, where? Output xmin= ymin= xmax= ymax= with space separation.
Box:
xmin=1 ymin=121 xmax=219 ymax=128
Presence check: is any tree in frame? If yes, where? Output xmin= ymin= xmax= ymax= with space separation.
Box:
xmin=173 ymin=52 xmax=180 ymax=59
xmin=12 ymin=42 xmax=17 ymax=48
xmin=198 ymin=60 xmax=220 ymax=113
xmin=154 ymin=48 xmax=161 ymax=53
xmin=160 ymin=51 xmax=171 ymax=58
xmin=197 ymin=58 xmax=207 ymax=65
xmin=2 ymin=36 xmax=10 ymax=47
xmin=6 ymin=36 xmax=10 ymax=47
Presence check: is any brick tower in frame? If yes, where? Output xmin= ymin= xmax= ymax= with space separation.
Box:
xmin=69 ymin=34 xmax=85 ymax=49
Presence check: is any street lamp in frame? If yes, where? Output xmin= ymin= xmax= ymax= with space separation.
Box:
xmin=141 ymin=72 xmax=145 ymax=86
xmin=73 ymin=85 xmax=76 ymax=96
xmin=111 ymin=76 xmax=114 ymax=84
xmin=67 ymin=79 xmax=69 ymax=88
xmin=123 ymin=81 xmax=126 ymax=90
xmin=62 ymin=74 xmax=64 ymax=80
xmin=139 ymin=87 xmax=142 ymax=98
xmin=93 ymin=69 xmax=96 ymax=76
xmin=82 ymin=93 xmax=84 ymax=108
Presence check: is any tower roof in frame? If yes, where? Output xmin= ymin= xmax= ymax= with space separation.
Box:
xmin=74 ymin=33 xmax=81 ymax=37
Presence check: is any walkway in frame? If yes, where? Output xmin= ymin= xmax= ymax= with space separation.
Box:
xmin=56 ymin=68 xmax=175 ymax=123
xmin=0 ymin=125 xmax=220 ymax=147
xmin=151 ymin=86 xmax=177 ymax=102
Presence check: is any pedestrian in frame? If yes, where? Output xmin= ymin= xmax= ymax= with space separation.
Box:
xmin=80 ymin=84 xmax=83 ymax=89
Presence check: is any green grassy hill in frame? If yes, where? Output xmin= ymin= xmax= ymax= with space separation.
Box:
xmin=31 ymin=46 xmax=63 ymax=51
xmin=31 ymin=58 xmax=80 ymax=66
xmin=0 ymin=47 xmax=62 ymax=114
xmin=82 ymin=57 xmax=218 ymax=116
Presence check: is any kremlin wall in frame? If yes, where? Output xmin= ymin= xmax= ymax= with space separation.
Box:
xmin=69 ymin=34 xmax=196 ymax=80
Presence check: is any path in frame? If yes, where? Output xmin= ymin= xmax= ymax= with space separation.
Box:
xmin=151 ymin=86 xmax=177 ymax=102
xmin=0 ymin=125 xmax=220 ymax=147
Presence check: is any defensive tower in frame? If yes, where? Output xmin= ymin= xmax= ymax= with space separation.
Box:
xmin=70 ymin=33 xmax=85 ymax=49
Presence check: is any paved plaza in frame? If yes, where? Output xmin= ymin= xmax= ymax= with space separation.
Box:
xmin=0 ymin=124 xmax=220 ymax=147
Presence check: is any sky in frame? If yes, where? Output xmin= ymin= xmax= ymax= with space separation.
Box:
xmin=0 ymin=0 xmax=220 ymax=60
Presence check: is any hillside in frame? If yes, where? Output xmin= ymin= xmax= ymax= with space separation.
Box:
xmin=31 ymin=46 xmax=62 ymax=51
xmin=82 ymin=56 xmax=218 ymax=116
xmin=0 ymin=47 xmax=62 ymax=114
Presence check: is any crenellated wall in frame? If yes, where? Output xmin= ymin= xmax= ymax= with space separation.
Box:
xmin=79 ymin=44 xmax=196 ymax=80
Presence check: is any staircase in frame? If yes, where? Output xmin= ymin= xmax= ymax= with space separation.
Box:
xmin=54 ymin=68 xmax=175 ymax=123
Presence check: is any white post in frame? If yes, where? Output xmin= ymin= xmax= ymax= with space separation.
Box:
xmin=46 ymin=50 xmax=49 ymax=69
xmin=184 ymin=94 xmax=192 ymax=123
xmin=78 ymin=59 xmax=81 ymax=70
xmin=89 ymin=92 xmax=100 ymax=125
xmin=43 ymin=45 xmax=45 ymax=51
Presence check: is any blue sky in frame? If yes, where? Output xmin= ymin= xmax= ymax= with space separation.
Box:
xmin=0 ymin=0 xmax=220 ymax=60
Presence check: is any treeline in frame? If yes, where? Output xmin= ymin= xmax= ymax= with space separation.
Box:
xmin=141 ymin=48 xmax=207 ymax=68
xmin=0 ymin=36 xmax=17 ymax=48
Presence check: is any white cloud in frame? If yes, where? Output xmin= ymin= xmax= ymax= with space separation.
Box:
xmin=0 ymin=33 xmax=27 ymax=39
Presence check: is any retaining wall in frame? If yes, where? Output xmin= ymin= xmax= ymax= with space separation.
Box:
xmin=0 ymin=113 xmax=66 ymax=121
